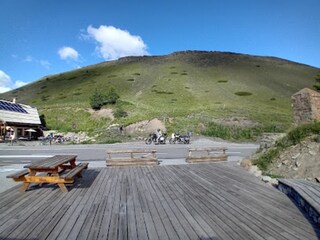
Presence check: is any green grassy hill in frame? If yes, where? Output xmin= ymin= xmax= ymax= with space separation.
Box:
xmin=1 ymin=51 xmax=319 ymax=139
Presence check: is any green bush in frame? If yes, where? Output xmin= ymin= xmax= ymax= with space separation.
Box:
xmin=105 ymin=87 xmax=120 ymax=104
xmin=314 ymin=74 xmax=320 ymax=90
xmin=89 ymin=87 xmax=120 ymax=110
xmin=234 ymin=91 xmax=252 ymax=96
xmin=254 ymin=148 xmax=280 ymax=171
xmin=114 ymin=108 xmax=128 ymax=118
xmin=279 ymin=121 xmax=320 ymax=147
xmin=90 ymin=89 xmax=105 ymax=110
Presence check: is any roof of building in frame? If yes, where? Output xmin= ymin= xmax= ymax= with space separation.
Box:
xmin=0 ymin=99 xmax=41 ymax=125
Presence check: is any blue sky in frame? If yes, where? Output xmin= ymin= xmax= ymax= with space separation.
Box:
xmin=1 ymin=0 xmax=319 ymax=93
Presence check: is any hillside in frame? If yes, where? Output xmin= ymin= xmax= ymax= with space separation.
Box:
xmin=1 ymin=51 xmax=319 ymax=138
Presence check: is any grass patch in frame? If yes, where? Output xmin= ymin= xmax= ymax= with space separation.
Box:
xmin=40 ymin=107 xmax=111 ymax=134
xmin=218 ymin=80 xmax=228 ymax=83
xmin=202 ymin=122 xmax=263 ymax=141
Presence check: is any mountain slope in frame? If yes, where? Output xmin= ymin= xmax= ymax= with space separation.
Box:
xmin=1 ymin=51 xmax=319 ymax=135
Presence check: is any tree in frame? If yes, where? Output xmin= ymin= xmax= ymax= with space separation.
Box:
xmin=89 ymin=87 xmax=120 ymax=110
xmin=39 ymin=114 xmax=47 ymax=129
xmin=105 ymin=87 xmax=120 ymax=104
xmin=314 ymin=74 xmax=320 ymax=91
xmin=90 ymin=89 xmax=105 ymax=110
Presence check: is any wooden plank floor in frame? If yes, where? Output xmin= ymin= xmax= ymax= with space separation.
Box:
xmin=0 ymin=163 xmax=320 ymax=240
xmin=278 ymin=179 xmax=320 ymax=224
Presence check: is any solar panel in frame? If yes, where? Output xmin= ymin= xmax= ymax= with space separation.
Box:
xmin=0 ymin=100 xmax=28 ymax=114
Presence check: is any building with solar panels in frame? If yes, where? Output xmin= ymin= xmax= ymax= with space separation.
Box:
xmin=0 ymin=98 xmax=41 ymax=141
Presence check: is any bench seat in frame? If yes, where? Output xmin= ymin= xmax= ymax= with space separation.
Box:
xmin=60 ymin=163 xmax=89 ymax=180
xmin=6 ymin=169 xmax=30 ymax=180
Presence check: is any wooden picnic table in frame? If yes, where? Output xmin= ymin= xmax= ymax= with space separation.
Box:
xmin=7 ymin=155 xmax=88 ymax=192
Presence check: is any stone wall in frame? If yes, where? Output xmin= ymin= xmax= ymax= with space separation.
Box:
xmin=292 ymin=88 xmax=320 ymax=125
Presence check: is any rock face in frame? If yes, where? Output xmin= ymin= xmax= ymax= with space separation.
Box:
xmin=292 ymin=88 xmax=320 ymax=125
xmin=268 ymin=137 xmax=320 ymax=180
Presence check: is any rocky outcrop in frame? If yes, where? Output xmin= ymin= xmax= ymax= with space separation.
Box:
xmin=292 ymin=88 xmax=320 ymax=125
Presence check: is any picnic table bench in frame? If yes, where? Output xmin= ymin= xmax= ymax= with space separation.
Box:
xmin=186 ymin=147 xmax=228 ymax=163
xmin=6 ymin=155 xmax=88 ymax=192
xmin=106 ymin=149 xmax=158 ymax=166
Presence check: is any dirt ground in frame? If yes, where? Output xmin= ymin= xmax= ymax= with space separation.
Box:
xmin=267 ymin=136 xmax=320 ymax=181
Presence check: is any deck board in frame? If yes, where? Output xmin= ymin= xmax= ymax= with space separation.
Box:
xmin=1 ymin=163 xmax=320 ymax=240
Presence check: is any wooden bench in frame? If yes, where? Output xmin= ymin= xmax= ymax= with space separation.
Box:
xmin=186 ymin=147 xmax=228 ymax=163
xmin=106 ymin=149 xmax=158 ymax=166
xmin=60 ymin=163 xmax=89 ymax=180
xmin=6 ymin=169 xmax=30 ymax=179
xmin=7 ymin=155 xmax=89 ymax=192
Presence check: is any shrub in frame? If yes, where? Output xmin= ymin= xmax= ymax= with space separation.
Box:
xmin=90 ymin=87 xmax=120 ymax=110
xmin=279 ymin=121 xmax=320 ymax=147
xmin=90 ymin=89 xmax=105 ymax=110
xmin=254 ymin=148 xmax=280 ymax=171
xmin=105 ymin=87 xmax=120 ymax=104
xmin=234 ymin=91 xmax=252 ymax=96
xmin=314 ymin=74 xmax=320 ymax=91
xmin=114 ymin=108 xmax=128 ymax=118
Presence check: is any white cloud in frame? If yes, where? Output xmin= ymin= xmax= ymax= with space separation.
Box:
xmin=0 ymin=70 xmax=27 ymax=93
xmin=14 ymin=80 xmax=28 ymax=88
xmin=0 ymin=70 xmax=11 ymax=86
xmin=21 ymin=55 xmax=51 ymax=69
xmin=0 ymin=70 xmax=12 ymax=93
xmin=0 ymin=86 xmax=11 ymax=93
xmin=24 ymin=56 xmax=33 ymax=62
xmin=39 ymin=60 xmax=51 ymax=69
xmin=58 ymin=46 xmax=79 ymax=61
xmin=87 ymin=25 xmax=149 ymax=60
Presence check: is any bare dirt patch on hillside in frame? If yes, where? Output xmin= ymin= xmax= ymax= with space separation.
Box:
xmin=125 ymin=118 xmax=166 ymax=135
xmin=88 ymin=108 xmax=114 ymax=120
xmin=268 ymin=137 xmax=320 ymax=180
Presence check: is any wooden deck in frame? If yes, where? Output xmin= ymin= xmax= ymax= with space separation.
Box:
xmin=278 ymin=179 xmax=320 ymax=225
xmin=1 ymin=163 xmax=320 ymax=240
